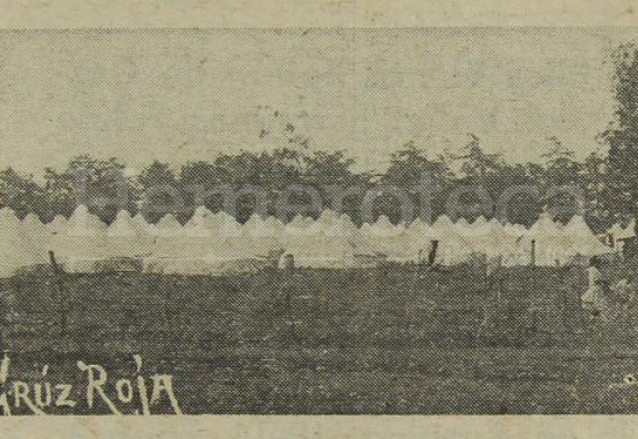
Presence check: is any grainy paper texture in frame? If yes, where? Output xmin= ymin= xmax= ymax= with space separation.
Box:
xmin=2 ymin=0 xmax=638 ymax=437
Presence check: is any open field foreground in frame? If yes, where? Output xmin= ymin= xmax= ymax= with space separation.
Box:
xmin=2 ymin=263 xmax=638 ymax=414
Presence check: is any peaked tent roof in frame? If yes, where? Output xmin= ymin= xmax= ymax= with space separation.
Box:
xmin=425 ymin=215 xmax=476 ymax=265
xmin=0 ymin=208 xmax=47 ymax=277
xmin=359 ymin=215 xmax=413 ymax=262
xmin=528 ymin=213 xmax=562 ymax=236
xmin=21 ymin=213 xmax=52 ymax=263
xmin=456 ymin=217 xmax=470 ymax=228
xmin=241 ymin=213 xmax=279 ymax=238
xmin=0 ymin=207 xmax=20 ymax=225
xmin=407 ymin=218 xmax=430 ymax=234
xmin=108 ymin=210 xmax=136 ymax=235
xmin=562 ymin=215 xmax=611 ymax=257
xmin=317 ymin=209 xmax=337 ymax=226
xmin=23 ymin=213 xmax=48 ymax=231
xmin=105 ymin=210 xmax=154 ymax=258
xmin=282 ymin=214 xmax=319 ymax=240
xmin=148 ymin=214 xmax=185 ymax=257
xmin=50 ymin=205 xmax=108 ymax=272
xmin=151 ymin=214 xmax=183 ymax=236
xmin=132 ymin=214 xmax=153 ymax=233
xmin=47 ymin=215 xmax=68 ymax=234
xmin=212 ymin=211 xmax=242 ymax=237
xmin=472 ymin=216 xmax=488 ymax=227
xmin=468 ymin=217 xmax=518 ymax=260
xmin=431 ymin=215 xmax=454 ymax=230
xmin=503 ymin=222 xmax=527 ymax=237
xmin=185 ymin=206 xmax=213 ymax=226
xmin=513 ymin=213 xmax=579 ymax=266
xmin=66 ymin=205 xmax=108 ymax=233
xmin=361 ymin=215 xmax=403 ymax=237
xmin=23 ymin=213 xmax=50 ymax=241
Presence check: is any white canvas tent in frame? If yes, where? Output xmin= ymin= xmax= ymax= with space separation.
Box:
xmin=49 ymin=205 xmax=109 ymax=272
xmin=363 ymin=217 xmax=437 ymax=263
xmin=0 ymin=208 xmax=48 ymax=277
xmin=132 ymin=214 xmax=154 ymax=234
xmin=562 ymin=215 xmax=611 ymax=259
xmin=232 ymin=213 xmax=284 ymax=258
xmin=456 ymin=217 xmax=471 ymax=228
xmin=207 ymin=211 xmax=242 ymax=237
xmin=47 ymin=215 xmax=68 ymax=234
xmin=363 ymin=215 xmax=404 ymax=237
xmin=241 ymin=212 xmax=281 ymax=238
xmin=513 ymin=213 xmax=572 ymax=266
xmin=400 ymin=218 xmax=435 ymax=263
xmin=265 ymin=215 xmax=285 ymax=234
xmin=460 ymin=218 xmax=518 ymax=262
xmin=183 ymin=206 xmax=218 ymax=237
xmin=146 ymin=211 xmax=274 ymax=276
xmin=472 ymin=215 xmax=488 ymax=228
xmin=454 ymin=217 xmax=480 ymax=239
xmin=427 ymin=215 xmax=476 ymax=265
xmin=146 ymin=213 xmax=215 ymax=275
xmin=360 ymin=215 xmax=409 ymax=262
xmin=1 ymin=206 xmax=621 ymax=274
xmin=105 ymin=210 xmax=154 ymax=259
xmin=144 ymin=214 xmax=193 ymax=274
xmin=179 ymin=211 xmax=283 ymax=275
xmin=282 ymin=213 xmax=380 ymax=268
xmin=503 ymin=222 xmax=527 ymax=238
xmin=282 ymin=214 xmax=320 ymax=238
xmin=22 ymin=213 xmax=53 ymax=263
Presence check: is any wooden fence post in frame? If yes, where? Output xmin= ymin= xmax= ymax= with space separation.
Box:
xmin=427 ymin=240 xmax=439 ymax=268
xmin=48 ymin=251 xmax=69 ymax=335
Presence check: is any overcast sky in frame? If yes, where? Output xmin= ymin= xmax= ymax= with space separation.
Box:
xmin=1 ymin=28 xmax=637 ymax=176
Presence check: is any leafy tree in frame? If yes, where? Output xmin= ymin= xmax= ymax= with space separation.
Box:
xmin=180 ymin=160 xmax=231 ymax=218
xmin=381 ymin=141 xmax=452 ymax=223
xmin=582 ymin=151 xmax=610 ymax=232
xmin=138 ymin=161 xmax=181 ymax=223
xmin=538 ymin=137 xmax=583 ymax=223
xmin=494 ymin=163 xmax=542 ymax=227
xmin=453 ymin=134 xmax=507 ymax=221
xmin=603 ymin=43 xmax=638 ymax=222
xmin=0 ymin=168 xmax=48 ymax=220
xmin=456 ymin=133 xmax=505 ymax=181
xmin=212 ymin=151 xmax=276 ymax=222
xmin=43 ymin=155 xmax=137 ymax=223
xmin=301 ymin=149 xmax=369 ymax=222
xmin=541 ymin=136 xmax=581 ymax=186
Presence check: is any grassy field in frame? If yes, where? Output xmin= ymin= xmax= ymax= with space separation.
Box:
xmin=2 ymin=261 xmax=638 ymax=414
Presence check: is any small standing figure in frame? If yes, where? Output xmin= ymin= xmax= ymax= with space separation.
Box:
xmin=597 ymin=279 xmax=615 ymax=324
xmin=581 ymin=257 xmax=602 ymax=313
xmin=613 ymin=276 xmax=635 ymax=325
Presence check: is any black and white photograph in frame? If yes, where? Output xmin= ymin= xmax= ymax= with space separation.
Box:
xmin=2 ymin=26 xmax=638 ymax=418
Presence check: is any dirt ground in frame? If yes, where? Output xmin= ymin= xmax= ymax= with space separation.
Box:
xmin=1 ymin=261 xmax=638 ymax=414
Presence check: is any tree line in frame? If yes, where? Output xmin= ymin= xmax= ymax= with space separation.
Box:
xmin=0 ymin=137 xmax=609 ymax=230
xmin=3 ymin=43 xmax=638 ymax=233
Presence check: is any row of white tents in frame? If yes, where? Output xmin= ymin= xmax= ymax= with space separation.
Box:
xmin=0 ymin=206 xmax=612 ymax=277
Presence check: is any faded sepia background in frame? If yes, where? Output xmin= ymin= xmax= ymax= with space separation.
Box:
xmin=1 ymin=28 xmax=637 ymax=176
